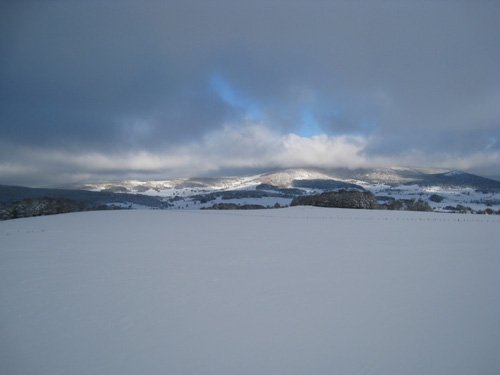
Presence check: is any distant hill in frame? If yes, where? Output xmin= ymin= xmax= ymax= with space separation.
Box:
xmin=0 ymin=185 xmax=165 ymax=220
xmin=2 ymin=167 xmax=500 ymax=218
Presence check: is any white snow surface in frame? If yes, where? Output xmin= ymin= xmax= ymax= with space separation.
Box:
xmin=81 ymin=168 xmax=337 ymax=196
xmin=1 ymin=208 xmax=499 ymax=375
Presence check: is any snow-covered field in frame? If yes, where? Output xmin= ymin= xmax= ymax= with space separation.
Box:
xmin=1 ymin=208 xmax=499 ymax=375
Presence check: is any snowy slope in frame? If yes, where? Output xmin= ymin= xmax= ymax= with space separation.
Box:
xmin=73 ymin=167 xmax=500 ymax=212
xmin=1 ymin=208 xmax=499 ymax=375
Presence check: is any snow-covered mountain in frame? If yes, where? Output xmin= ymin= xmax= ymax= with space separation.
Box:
xmin=76 ymin=167 xmax=500 ymax=213
xmin=79 ymin=168 xmax=335 ymax=194
xmin=2 ymin=167 xmax=500 ymax=219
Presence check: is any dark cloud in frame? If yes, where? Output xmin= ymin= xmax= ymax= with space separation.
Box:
xmin=1 ymin=0 xmax=500 ymax=185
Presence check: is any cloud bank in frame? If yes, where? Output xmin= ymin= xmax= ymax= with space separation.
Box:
xmin=1 ymin=1 xmax=500 ymax=185
xmin=2 ymin=123 xmax=498 ymax=186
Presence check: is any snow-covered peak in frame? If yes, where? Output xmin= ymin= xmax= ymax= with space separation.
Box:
xmin=258 ymin=168 xmax=334 ymax=187
xmin=360 ymin=168 xmax=418 ymax=184
xmin=444 ymin=170 xmax=465 ymax=177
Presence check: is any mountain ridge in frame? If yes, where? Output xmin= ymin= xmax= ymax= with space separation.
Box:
xmin=77 ymin=167 xmax=500 ymax=192
xmin=2 ymin=167 xmax=500 ymax=219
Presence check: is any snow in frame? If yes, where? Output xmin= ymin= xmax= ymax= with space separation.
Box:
xmin=258 ymin=168 xmax=334 ymax=187
xmin=167 ymin=196 xmax=293 ymax=209
xmin=350 ymin=180 xmax=500 ymax=212
xmin=444 ymin=170 xmax=464 ymax=177
xmin=1 ymin=208 xmax=499 ymax=375
xmin=104 ymin=202 xmax=153 ymax=209
xmin=83 ymin=175 xmax=264 ymax=196
xmin=82 ymin=169 xmax=336 ymax=196
xmin=77 ymin=168 xmax=500 ymax=213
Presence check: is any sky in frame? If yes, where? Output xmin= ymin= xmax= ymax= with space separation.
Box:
xmin=1 ymin=0 xmax=500 ymax=186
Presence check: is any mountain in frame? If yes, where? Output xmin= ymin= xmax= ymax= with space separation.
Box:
xmin=345 ymin=167 xmax=500 ymax=191
xmin=75 ymin=167 xmax=500 ymax=211
xmin=2 ymin=167 xmax=500 ymax=219
xmin=77 ymin=167 xmax=500 ymax=192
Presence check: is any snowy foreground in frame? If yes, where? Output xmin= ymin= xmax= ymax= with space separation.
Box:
xmin=1 ymin=208 xmax=499 ymax=375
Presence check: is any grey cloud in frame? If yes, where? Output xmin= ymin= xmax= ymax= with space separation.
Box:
xmin=1 ymin=0 xmax=500 ymax=184
xmin=1 ymin=1 xmax=234 ymax=150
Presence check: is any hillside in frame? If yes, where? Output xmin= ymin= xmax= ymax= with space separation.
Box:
xmin=78 ymin=167 xmax=500 ymax=213
xmin=2 ymin=167 xmax=500 ymax=219
xmin=0 ymin=185 xmax=166 ymax=219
